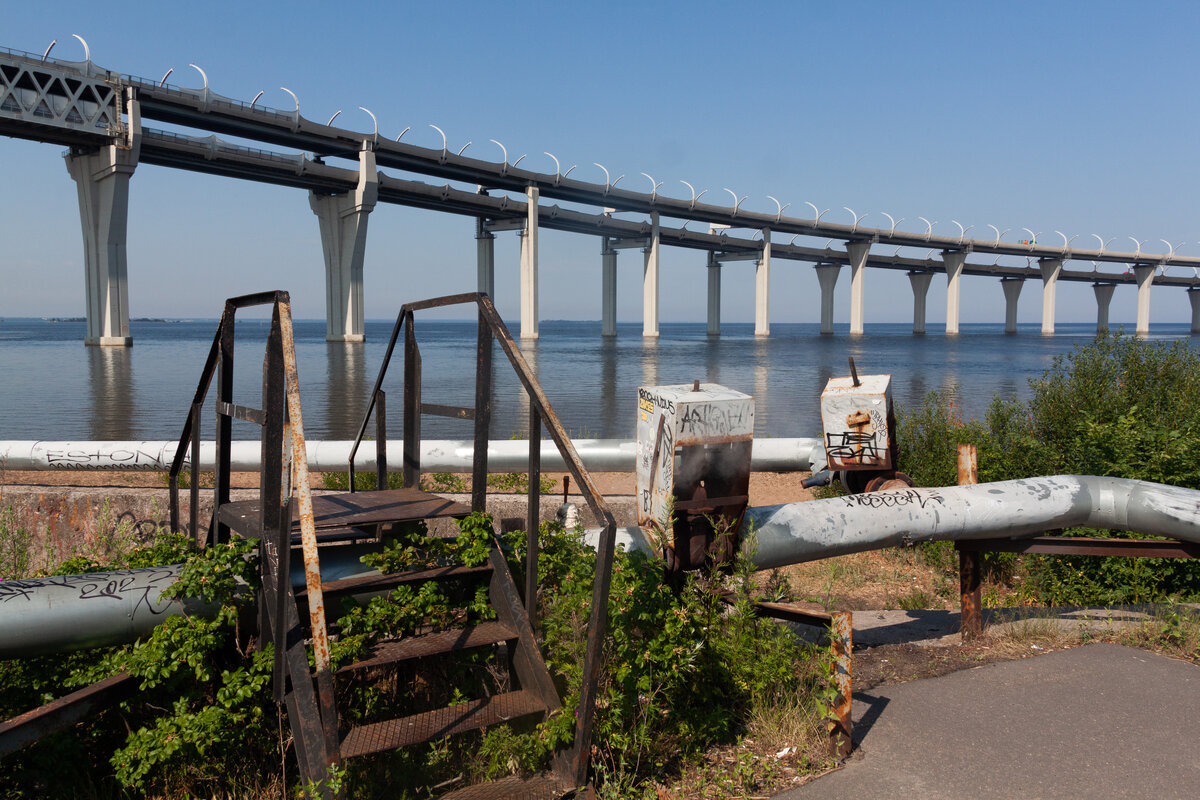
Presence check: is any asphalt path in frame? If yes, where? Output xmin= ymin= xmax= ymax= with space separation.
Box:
xmin=778 ymin=643 xmax=1200 ymax=799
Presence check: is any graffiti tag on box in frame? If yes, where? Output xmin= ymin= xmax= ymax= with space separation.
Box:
xmin=678 ymin=403 xmax=752 ymax=439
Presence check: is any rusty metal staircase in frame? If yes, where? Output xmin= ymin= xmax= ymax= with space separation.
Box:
xmin=167 ymin=291 xmax=618 ymax=799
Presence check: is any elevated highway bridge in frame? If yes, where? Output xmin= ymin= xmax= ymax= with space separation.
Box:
xmin=3 ymin=42 xmax=1197 ymax=344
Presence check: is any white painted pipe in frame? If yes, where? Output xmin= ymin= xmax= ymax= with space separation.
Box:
xmin=0 ymin=438 xmax=826 ymax=474
xmin=746 ymin=475 xmax=1200 ymax=570
xmin=0 ymin=544 xmax=382 ymax=658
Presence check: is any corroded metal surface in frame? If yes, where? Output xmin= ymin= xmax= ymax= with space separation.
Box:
xmin=340 ymin=690 xmax=547 ymax=758
xmin=829 ymin=611 xmax=853 ymax=758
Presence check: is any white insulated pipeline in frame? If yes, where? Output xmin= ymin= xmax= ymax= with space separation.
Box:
xmin=0 ymin=545 xmax=382 ymax=659
xmin=746 ymin=475 xmax=1200 ymax=570
xmin=9 ymin=474 xmax=1198 ymax=660
xmin=0 ymin=438 xmax=826 ymax=474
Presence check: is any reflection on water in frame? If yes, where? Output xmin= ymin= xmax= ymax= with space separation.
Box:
xmin=324 ymin=343 xmax=369 ymax=438
xmin=88 ymin=347 xmax=136 ymax=439
xmin=4 ymin=319 xmax=1199 ymax=441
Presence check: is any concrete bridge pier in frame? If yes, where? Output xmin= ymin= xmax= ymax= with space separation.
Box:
xmin=520 ymin=186 xmax=539 ymax=339
xmin=942 ymin=250 xmax=966 ymax=334
xmin=475 ymin=218 xmax=495 ymax=298
xmin=1039 ymin=258 xmax=1062 ymax=335
xmin=908 ymin=271 xmax=933 ymax=334
xmin=1188 ymin=288 xmax=1200 ymax=334
xmin=601 ymin=236 xmax=617 ymax=337
xmin=816 ymin=263 xmax=841 ymax=335
xmin=1001 ymin=277 xmax=1024 ymax=334
xmin=65 ymin=90 xmax=141 ymax=347
xmin=707 ymin=251 xmax=721 ymax=336
xmin=642 ymin=212 xmax=660 ymax=338
xmin=846 ymin=241 xmax=871 ymax=335
xmin=1134 ymin=265 xmax=1155 ymax=335
xmin=309 ymin=143 xmax=378 ymax=342
xmin=755 ymin=229 xmax=771 ymax=337
xmin=1093 ymin=282 xmax=1116 ymax=332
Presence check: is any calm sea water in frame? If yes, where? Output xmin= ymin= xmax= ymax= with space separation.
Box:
xmin=1 ymin=317 xmax=1196 ymax=442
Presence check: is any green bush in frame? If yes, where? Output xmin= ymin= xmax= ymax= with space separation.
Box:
xmin=895 ymin=333 xmax=1200 ymax=604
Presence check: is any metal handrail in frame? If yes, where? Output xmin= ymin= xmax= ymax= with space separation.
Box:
xmin=167 ymin=290 xmax=282 ymax=537
xmin=346 ymin=291 xmax=617 ymax=787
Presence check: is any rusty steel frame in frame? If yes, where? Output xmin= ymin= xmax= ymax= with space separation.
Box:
xmin=346 ymin=292 xmax=617 ymax=790
xmin=166 ymin=291 xmax=339 ymax=794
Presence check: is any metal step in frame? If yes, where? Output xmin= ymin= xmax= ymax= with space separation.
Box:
xmin=337 ymin=621 xmax=518 ymax=677
xmin=298 ymin=564 xmax=493 ymax=604
xmin=438 ymin=772 xmax=572 ymax=800
xmin=0 ymin=672 xmax=136 ymax=758
xmin=219 ymin=486 xmax=471 ymax=539
xmin=339 ymin=690 xmax=548 ymax=758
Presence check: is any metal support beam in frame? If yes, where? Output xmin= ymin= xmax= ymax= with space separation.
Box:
xmin=1001 ymin=277 xmax=1024 ymax=334
xmin=815 ymin=263 xmax=841 ymax=335
xmin=845 ymin=241 xmax=870 ymax=335
xmin=309 ymin=142 xmax=378 ymax=342
xmin=1039 ymin=258 xmax=1062 ymax=335
xmin=64 ymin=89 xmax=140 ymax=346
xmin=476 ymin=218 xmax=495 ymax=298
xmin=520 ymin=185 xmax=539 ymax=339
xmin=707 ymin=251 xmax=721 ymax=336
xmin=755 ymin=229 xmax=771 ymax=337
xmin=1093 ymin=282 xmax=1115 ymax=332
xmin=942 ymin=250 xmax=967 ymax=335
xmin=601 ymin=237 xmax=617 ymax=337
xmin=1134 ymin=264 xmax=1155 ymax=335
xmin=908 ymin=271 xmax=933 ymax=334
xmin=642 ymin=211 xmax=660 ymax=338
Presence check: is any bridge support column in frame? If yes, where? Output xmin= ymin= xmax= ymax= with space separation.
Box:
xmin=65 ymin=104 xmax=141 ymax=346
xmin=520 ymin=186 xmax=539 ymax=339
xmin=816 ymin=263 xmax=841 ymax=335
xmin=602 ymin=237 xmax=617 ymax=337
xmin=309 ymin=143 xmax=378 ymax=342
xmin=1093 ymin=282 xmax=1116 ymax=332
xmin=1189 ymin=288 xmax=1200 ymax=334
xmin=908 ymin=271 xmax=933 ymax=334
xmin=942 ymin=250 xmax=966 ymax=334
xmin=643 ymin=212 xmax=660 ymax=338
xmin=1039 ymin=258 xmax=1062 ymax=335
xmin=755 ymin=229 xmax=771 ymax=336
xmin=1002 ymin=277 xmax=1024 ymax=334
xmin=846 ymin=241 xmax=870 ymax=335
xmin=707 ymin=251 xmax=721 ymax=336
xmin=476 ymin=219 xmax=495 ymax=298
xmin=1134 ymin=265 xmax=1155 ymax=335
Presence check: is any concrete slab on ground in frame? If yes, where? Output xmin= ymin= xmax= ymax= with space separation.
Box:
xmin=777 ymin=643 xmax=1200 ymax=799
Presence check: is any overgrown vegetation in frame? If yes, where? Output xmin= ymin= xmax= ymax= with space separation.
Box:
xmin=895 ymin=332 xmax=1200 ymax=605
xmin=0 ymin=510 xmax=832 ymax=798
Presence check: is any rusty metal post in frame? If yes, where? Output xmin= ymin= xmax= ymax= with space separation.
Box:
xmin=828 ymin=611 xmax=853 ymax=757
xmin=277 ymin=301 xmax=340 ymax=766
xmin=472 ymin=307 xmax=493 ymax=513
xmin=402 ymin=314 xmax=422 ymax=491
xmin=957 ymin=444 xmax=983 ymax=640
xmin=526 ymin=408 xmax=541 ymax=618
xmin=213 ymin=306 xmax=235 ymax=545
xmin=374 ymin=390 xmax=387 ymax=490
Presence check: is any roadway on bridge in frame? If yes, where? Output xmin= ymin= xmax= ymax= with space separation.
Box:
xmin=777 ymin=642 xmax=1200 ymax=799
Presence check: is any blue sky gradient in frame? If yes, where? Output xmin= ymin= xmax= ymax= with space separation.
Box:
xmin=3 ymin=1 xmax=1198 ymax=325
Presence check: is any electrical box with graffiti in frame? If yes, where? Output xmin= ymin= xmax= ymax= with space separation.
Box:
xmin=635 ymin=383 xmax=754 ymax=572
xmin=820 ymin=373 xmax=895 ymax=471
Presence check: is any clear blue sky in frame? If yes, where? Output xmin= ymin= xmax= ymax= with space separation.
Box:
xmin=3 ymin=1 xmax=1198 ymax=325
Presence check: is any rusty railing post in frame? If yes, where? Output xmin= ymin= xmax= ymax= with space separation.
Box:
xmin=829 ymin=610 xmax=853 ymax=757
xmin=374 ymin=389 xmax=387 ymax=491
xmin=958 ymin=443 xmax=983 ymax=640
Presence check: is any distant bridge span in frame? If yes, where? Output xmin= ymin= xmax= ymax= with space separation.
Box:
xmin=2 ymin=43 xmax=1197 ymax=344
